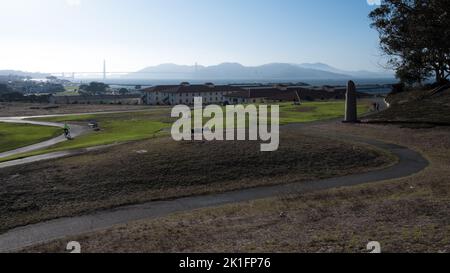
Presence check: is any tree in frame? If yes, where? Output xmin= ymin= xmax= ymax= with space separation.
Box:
xmin=0 ymin=92 xmax=24 ymax=102
xmin=79 ymin=82 xmax=110 ymax=95
xmin=118 ymin=88 xmax=129 ymax=95
xmin=0 ymin=83 xmax=11 ymax=95
xmin=369 ymin=0 xmax=450 ymax=85
xmin=46 ymin=76 xmax=58 ymax=81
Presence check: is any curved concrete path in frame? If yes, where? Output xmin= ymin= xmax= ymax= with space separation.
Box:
xmin=0 ymin=109 xmax=164 ymax=168
xmin=0 ymin=117 xmax=89 ymax=160
xmin=0 ymin=135 xmax=428 ymax=252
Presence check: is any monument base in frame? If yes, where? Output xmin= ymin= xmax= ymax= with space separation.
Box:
xmin=342 ymin=120 xmax=361 ymax=124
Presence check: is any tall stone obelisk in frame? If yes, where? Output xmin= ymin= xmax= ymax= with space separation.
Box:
xmin=344 ymin=80 xmax=358 ymax=123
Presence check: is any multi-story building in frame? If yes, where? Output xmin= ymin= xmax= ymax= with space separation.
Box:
xmin=142 ymin=82 xmax=245 ymax=105
xmin=143 ymin=82 xmax=373 ymax=106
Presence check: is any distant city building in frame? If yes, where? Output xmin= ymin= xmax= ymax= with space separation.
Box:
xmin=224 ymin=86 xmax=365 ymax=104
xmin=4 ymin=80 xmax=65 ymax=94
xmin=224 ymin=88 xmax=300 ymax=104
xmin=49 ymin=94 xmax=142 ymax=105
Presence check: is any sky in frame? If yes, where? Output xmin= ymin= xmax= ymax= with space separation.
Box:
xmin=0 ymin=0 xmax=386 ymax=73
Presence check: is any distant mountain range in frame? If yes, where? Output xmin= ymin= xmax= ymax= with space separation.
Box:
xmin=295 ymin=63 xmax=394 ymax=79
xmin=126 ymin=62 xmax=394 ymax=80
xmin=0 ymin=63 xmax=394 ymax=82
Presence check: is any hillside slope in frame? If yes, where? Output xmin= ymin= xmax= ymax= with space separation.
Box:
xmin=367 ymin=86 xmax=450 ymax=125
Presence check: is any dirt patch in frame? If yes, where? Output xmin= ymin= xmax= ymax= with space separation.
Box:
xmin=0 ymin=126 xmax=393 ymax=233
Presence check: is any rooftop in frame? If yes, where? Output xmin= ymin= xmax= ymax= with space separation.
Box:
xmin=143 ymin=83 xmax=245 ymax=94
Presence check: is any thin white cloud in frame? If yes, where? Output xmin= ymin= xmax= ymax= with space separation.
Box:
xmin=367 ymin=0 xmax=381 ymax=5
xmin=66 ymin=0 xmax=81 ymax=7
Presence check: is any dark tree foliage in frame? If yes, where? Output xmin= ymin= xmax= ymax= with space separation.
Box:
xmin=0 ymin=92 xmax=24 ymax=101
xmin=0 ymin=92 xmax=50 ymax=103
xmin=118 ymin=88 xmax=129 ymax=95
xmin=79 ymin=82 xmax=110 ymax=95
xmin=370 ymin=0 xmax=450 ymax=85
xmin=0 ymin=83 xmax=11 ymax=94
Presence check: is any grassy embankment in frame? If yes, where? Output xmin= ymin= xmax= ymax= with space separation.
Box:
xmin=0 ymin=101 xmax=370 ymax=162
xmin=0 ymin=110 xmax=171 ymax=162
xmin=0 ymin=123 xmax=61 ymax=153
xmin=368 ymin=87 xmax=450 ymax=126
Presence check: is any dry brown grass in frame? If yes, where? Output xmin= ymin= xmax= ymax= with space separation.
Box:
xmin=25 ymin=123 xmax=450 ymax=253
xmin=369 ymin=88 xmax=450 ymax=125
xmin=0 ymin=126 xmax=392 ymax=234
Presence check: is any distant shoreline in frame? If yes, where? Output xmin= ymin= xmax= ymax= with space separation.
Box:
xmin=73 ymin=77 xmax=397 ymax=87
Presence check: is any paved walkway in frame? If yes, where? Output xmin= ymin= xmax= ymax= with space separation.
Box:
xmin=0 ymin=117 xmax=89 ymax=160
xmin=0 ymin=135 xmax=428 ymax=252
xmin=0 ymin=109 xmax=163 ymax=167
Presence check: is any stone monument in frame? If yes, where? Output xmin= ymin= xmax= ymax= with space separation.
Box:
xmin=344 ymin=80 xmax=358 ymax=123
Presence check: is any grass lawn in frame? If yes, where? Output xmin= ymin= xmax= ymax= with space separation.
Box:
xmin=0 ymin=122 xmax=61 ymax=153
xmin=0 ymin=111 xmax=171 ymax=162
xmin=194 ymin=100 xmax=370 ymax=127
xmin=40 ymin=119 xmax=169 ymax=151
xmin=0 ymin=100 xmax=370 ymax=162
xmin=279 ymin=101 xmax=370 ymax=124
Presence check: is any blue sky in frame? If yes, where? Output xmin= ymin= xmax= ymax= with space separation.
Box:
xmin=0 ymin=0 xmax=385 ymax=73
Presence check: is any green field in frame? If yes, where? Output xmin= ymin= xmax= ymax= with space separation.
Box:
xmin=279 ymin=101 xmax=370 ymax=124
xmin=193 ymin=101 xmax=370 ymax=126
xmin=0 ymin=123 xmax=61 ymax=153
xmin=0 ymin=110 xmax=172 ymax=161
xmin=0 ymin=101 xmax=370 ymax=162
xmin=54 ymin=85 xmax=80 ymax=96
